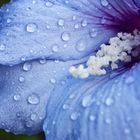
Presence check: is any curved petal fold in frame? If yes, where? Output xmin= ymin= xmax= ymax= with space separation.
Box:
xmin=43 ymin=63 xmax=140 ymax=140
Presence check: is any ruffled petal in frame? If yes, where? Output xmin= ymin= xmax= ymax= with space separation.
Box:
xmin=0 ymin=58 xmax=81 ymax=135
xmin=43 ymin=63 xmax=140 ymax=140
xmin=0 ymin=0 xmax=123 ymax=65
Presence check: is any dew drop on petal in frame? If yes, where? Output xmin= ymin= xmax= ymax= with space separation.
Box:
xmin=81 ymin=19 xmax=87 ymax=27
xmin=82 ymin=95 xmax=93 ymax=107
xmin=89 ymin=115 xmax=96 ymax=121
xmin=0 ymin=44 xmax=6 ymax=51
xmin=125 ymin=76 xmax=135 ymax=84
xmin=45 ymin=1 xmax=53 ymax=7
xmin=52 ymin=45 xmax=59 ymax=53
xmin=105 ymin=118 xmax=112 ymax=124
xmin=50 ymin=78 xmax=56 ymax=84
xmin=57 ymin=19 xmax=65 ymax=27
xmin=75 ymin=40 xmax=86 ymax=52
xmin=89 ymin=28 xmax=97 ymax=38
xmin=61 ymin=32 xmax=70 ymax=41
xmin=30 ymin=113 xmax=37 ymax=121
xmin=27 ymin=94 xmax=40 ymax=105
xmin=105 ymin=97 xmax=114 ymax=106
xmin=26 ymin=23 xmax=37 ymax=33
xmin=100 ymin=0 xmax=109 ymax=7
xmin=13 ymin=94 xmax=21 ymax=101
xmin=70 ymin=112 xmax=80 ymax=121
xmin=23 ymin=62 xmax=32 ymax=72
xmin=19 ymin=76 xmax=25 ymax=83
xmin=39 ymin=58 xmax=46 ymax=64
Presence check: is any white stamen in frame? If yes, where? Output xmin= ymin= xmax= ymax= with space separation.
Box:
xmin=69 ymin=29 xmax=140 ymax=79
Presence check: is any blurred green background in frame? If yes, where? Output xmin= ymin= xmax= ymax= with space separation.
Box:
xmin=0 ymin=0 xmax=45 ymax=140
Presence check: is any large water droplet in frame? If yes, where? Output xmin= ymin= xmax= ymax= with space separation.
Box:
xmin=27 ymin=93 xmax=40 ymax=105
xmin=26 ymin=23 xmax=37 ymax=33
xmin=70 ymin=112 xmax=80 ymax=121
xmin=0 ymin=44 xmax=6 ymax=51
xmin=75 ymin=40 xmax=86 ymax=52
xmin=61 ymin=32 xmax=70 ymax=41
xmin=23 ymin=62 xmax=32 ymax=72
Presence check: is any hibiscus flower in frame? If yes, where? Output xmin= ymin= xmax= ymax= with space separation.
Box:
xmin=0 ymin=0 xmax=140 ymax=140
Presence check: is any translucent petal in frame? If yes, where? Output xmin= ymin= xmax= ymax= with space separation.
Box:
xmin=43 ymin=63 xmax=140 ymax=140
xmin=0 ymin=59 xmax=80 ymax=135
xmin=0 ymin=0 xmax=119 ymax=65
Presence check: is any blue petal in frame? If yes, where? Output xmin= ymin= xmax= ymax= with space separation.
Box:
xmin=0 ymin=58 xmax=80 ymax=135
xmin=0 ymin=0 xmax=118 ymax=65
xmin=43 ymin=63 xmax=140 ymax=140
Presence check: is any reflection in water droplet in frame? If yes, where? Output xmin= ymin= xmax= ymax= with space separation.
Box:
xmin=89 ymin=115 xmax=96 ymax=121
xmin=50 ymin=78 xmax=56 ymax=84
xmin=26 ymin=23 xmax=37 ymax=33
xmin=52 ymin=45 xmax=59 ymax=53
xmin=82 ymin=95 xmax=93 ymax=107
xmin=27 ymin=93 xmax=40 ymax=105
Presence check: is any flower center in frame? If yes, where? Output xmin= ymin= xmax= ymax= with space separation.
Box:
xmin=69 ymin=29 xmax=140 ymax=79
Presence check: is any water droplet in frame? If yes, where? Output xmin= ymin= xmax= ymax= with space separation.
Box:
xmin=74 ymin=23 xmax=80 ymax=29
xmin=125 ymin=76 xmax=135 ymax=84
xmin=16 ymin=112 xmax=22 ymax=118
xmin=52 ymin=45 xmax=59 ymax=53
xmin=19 ymin=76 xmax=25 ymax=83
xmin=105 ymin=118 xmax=112 ymax=124
xmin=39 ymin=58 xmax=46 ymax=64
xmin=7 ymin=18 xmax=12 ymax=23
xmin=124 ymin=128 xmax=130 ymax=134
xmin=82 ymin=95 xmax=93 ymax=107
xmin=63 ymin=103 xmax=70 ymax=110
xmin=101 ymin=17 xmax=107 ymax=24
xmin=75 ymin=40 xmax=86 ymax=52
xmin=50 ymin=78 xmax=56 ymax=84
xmin=45 ymin=1 xmax=53 ymax=7
xmin=0 ymin=44 xmax=6 ymax=51
xmin=27 ymin=93 xmax=40 ymax=105
xmin=13 ymin=94 xmax=21 ymax=101
xmin=30 ymin=113 xmax=37 ymax=121
xmin=26 ymin=23 xmax=37 ymax=33
xmin=81 ymin=19 xmax=87 ymax=27
xmin=101 ymin=0 xmax=109 ymax=6
xmin=23 ymin=62 xmax=32 ymax=72
xmin=32 ymin=0 xmax=36 ymax=4
xmin=61 ymin=32 xmax=70 ymax=42
xmin=52 ymin=121 xmax=56 ymax=125
xmin=26 ymin=120 xmax=33 ymax=128
xmin=70 ymin=112 xmax=80 ymax=121
xmin=89 ymin=115 xmax=96 ymax=121
xmin=105 ymin=97 xmax=114 ymax=106
xmin=57 ymin=19 xmax=65 ymax=26
xmin=89 ymin=28 xmax=97 ymax=38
